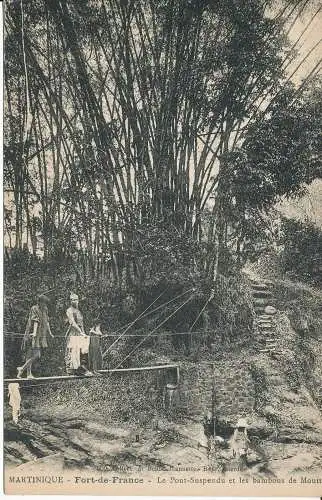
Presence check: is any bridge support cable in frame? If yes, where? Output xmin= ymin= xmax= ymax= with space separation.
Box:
xmin=102 ymin=287 xmax=195 ymax=359
xmin=102 ymin=287 xmax=168 ymax=359
xmin=188 ymin=288 xmax=215 ymax=351
xmin=112 ymin=292 xmax=195 ymax=370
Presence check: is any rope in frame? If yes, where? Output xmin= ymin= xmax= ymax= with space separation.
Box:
xmin=97 ymin=286 xmax=195 ymax=338
xmin=186 ymin=288 xmax=215 ymax=351
xmin=102 ymin=287 xmax=168 ymax=358
xmin=5 ymin=289 xmax=194 ymax=338
xmin=112 ymin=292 xmax=195 ymax=370
xmin=4 ymin=330 xmax=204 ymax=338
xmin=102 ymin=287 xmax=194 ymax=359
xmin=5 ymin=288 xmax=197 ymax=340
xmin=104 ymin=287 xmax=194 ymax=342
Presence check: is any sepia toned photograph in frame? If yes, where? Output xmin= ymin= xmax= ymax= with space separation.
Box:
xmin=3 ymin=0 xmax=322 ymax=495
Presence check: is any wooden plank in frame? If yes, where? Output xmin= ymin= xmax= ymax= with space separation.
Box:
xmin=99 ymin=364 xmax=179 ymax=374
xmin=4 ymin=364 xmax=179 ymax=384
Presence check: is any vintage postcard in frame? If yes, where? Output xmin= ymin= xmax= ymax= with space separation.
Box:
xmin=3 ymin=0 xmax=322 ymax=495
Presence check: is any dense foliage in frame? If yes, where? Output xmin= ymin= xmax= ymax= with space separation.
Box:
xmin=280 ymin=217 xmax=322 ymax=285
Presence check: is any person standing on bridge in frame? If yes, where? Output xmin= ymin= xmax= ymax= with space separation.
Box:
xmin=65 ymin=293 xmax=92 ymax=376
xmin=17 ymin=294 xmax=54 ymax=379
xmin=88 ymin=319 xmax=103 ymax=373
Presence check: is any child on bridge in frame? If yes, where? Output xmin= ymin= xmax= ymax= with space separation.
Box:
xmin=88 ymin=319 xmax=103 ymax=373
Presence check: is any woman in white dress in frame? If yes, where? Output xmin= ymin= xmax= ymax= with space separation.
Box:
xmin=65 ymin=293 xmax=92 ymax=376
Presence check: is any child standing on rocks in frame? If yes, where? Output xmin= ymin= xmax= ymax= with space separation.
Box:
xmin=230 ymin=417 xmax=250 ymax=460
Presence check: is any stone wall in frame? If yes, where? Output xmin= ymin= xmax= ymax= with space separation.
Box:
xmin=176 ymin=359 xmax=256 ymax=421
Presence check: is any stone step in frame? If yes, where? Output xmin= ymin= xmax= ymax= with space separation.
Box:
xmin=257 ymin=314 xmax=273 ymax=320
xmin=254 ymin=306 xmax=268 ymax=313
xmin=266 ymin=308 xmax=277 ymax=315
xmin=252 ymin=290 xmax=273 ymax=298
xmin=259 ymin=348 xmax=276 ymax=353
xmin=257 ymin=343 xmax=277 ymax=349
xmin=249 ymin=278 xmax=271 ymax=285
xmin=253 ymin=297 xmax=271 ymax=304
xmin=260 ymin=306 xmax=277 ymax=315
xmin=251 ymin=286 xmax=269 ymax=293
xmin=249 ymin=278 xmax=273 ymax=286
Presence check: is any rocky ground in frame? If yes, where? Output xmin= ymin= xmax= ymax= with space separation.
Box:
xmin=4 ymin=400 xmax=322 ymax=480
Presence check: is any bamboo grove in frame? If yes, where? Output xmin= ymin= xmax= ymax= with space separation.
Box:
xmin=4 ymin=0 xmax=322 ymax=287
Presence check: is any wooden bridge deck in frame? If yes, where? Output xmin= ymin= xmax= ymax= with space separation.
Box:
xmin=4 ymin=363 xmax=180 ymax=384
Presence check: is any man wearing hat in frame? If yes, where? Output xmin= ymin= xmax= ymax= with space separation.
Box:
xmin=65 ymin=293 xmax=92 ymax=376
xmin=17 ymin=294 xmax=54 ymax=379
